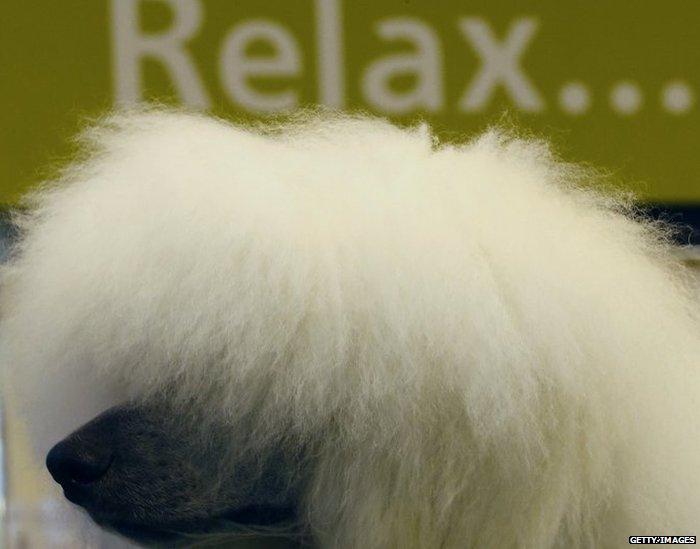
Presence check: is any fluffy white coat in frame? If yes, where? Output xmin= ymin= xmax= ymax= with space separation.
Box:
xmin=2 ymin=110 xmax=699 ymax=548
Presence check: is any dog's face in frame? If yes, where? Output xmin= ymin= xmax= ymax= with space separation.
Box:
xmin=46 ymin=402 xmax=310 ymax=546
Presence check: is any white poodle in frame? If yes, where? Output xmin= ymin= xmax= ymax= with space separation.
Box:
xmin=1 ymin=110 xmax=698 ymax=547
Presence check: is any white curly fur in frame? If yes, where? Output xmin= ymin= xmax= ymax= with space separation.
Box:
xmin=1 ymin=109 xmax=699 ymax=548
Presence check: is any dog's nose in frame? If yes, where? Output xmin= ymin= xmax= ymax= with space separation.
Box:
xmin=46 ymin=438 xmax=113 ymax=485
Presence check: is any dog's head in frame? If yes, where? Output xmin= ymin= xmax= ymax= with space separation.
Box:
xmin=4 ymin=110 xmax=698 ymax=547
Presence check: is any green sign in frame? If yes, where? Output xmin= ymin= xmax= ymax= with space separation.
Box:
xmin=2 ymin=0 xmax=699 ymax=205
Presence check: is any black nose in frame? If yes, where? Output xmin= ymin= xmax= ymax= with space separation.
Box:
xmin=46 ymin=438 xmax=113 ymax=485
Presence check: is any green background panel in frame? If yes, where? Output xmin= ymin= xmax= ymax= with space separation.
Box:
xmin=1 ymin=1 xmax=699 ymax=205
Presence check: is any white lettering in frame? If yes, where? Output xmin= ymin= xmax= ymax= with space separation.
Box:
xmin=110 ymin=0 xmax=209 ymax=107
xmin=458 ymin=17 xmax=543 ymax=112
xmin=315 ymin=0 xmax=344 ymax=107
xmin=219 ymin=20 xmax=301 ymax=113
xmin=362 ymin=18 xmax=443 ymax=114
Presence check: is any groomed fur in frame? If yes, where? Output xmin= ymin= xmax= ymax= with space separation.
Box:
xmin=2 ymin=109 xmax=699 ymax=548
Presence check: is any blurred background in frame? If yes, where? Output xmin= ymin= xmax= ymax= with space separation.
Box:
xmin=1 ymin=1 xmax=699 ymax=546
